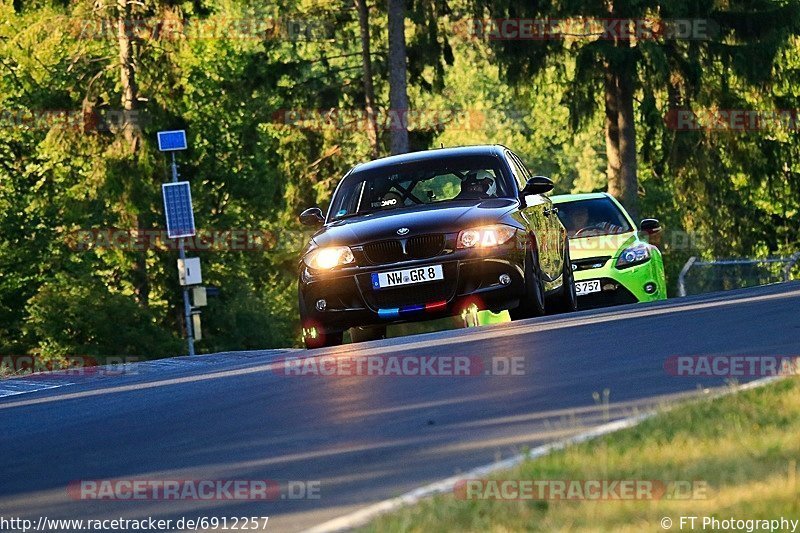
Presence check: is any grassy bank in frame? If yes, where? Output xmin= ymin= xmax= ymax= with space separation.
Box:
xmin=364 ymin=378 xmax=800 ymax=532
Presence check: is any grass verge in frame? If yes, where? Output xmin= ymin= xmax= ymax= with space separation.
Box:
xmin=363 ymin=377 xmax=800 ymax=532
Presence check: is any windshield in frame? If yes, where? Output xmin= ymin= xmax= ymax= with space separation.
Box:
xmin=328 ymin=155 xmax=513 ymax=221
xmin=556 ymin=197 xmax=633 ymax=238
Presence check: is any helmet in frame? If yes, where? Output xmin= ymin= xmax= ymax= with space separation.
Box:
xmin=461 ymin=170 xmax=497 ymax=198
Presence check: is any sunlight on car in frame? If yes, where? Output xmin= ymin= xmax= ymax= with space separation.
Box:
xmin=298 ymin=146 xmax=576 ymax=348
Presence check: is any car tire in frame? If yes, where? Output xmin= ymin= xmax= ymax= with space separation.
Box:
xmin=509 ymin=250 xmax=546 ymax=320
xmin=549 ymin=238 xmax=578 ymax=313
xmin=350 ymin=325 xmax=387 ymax=343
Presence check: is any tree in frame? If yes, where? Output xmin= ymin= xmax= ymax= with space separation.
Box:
xmin=355 ymin=0 xmax=380 ymax=158
xmin=115 ymin=0 xmax=150 ymax=306
xmin=387 ymin=0 xmax=410 ymax=154
xmin=472 ymin=0 xmax=799 ymax=220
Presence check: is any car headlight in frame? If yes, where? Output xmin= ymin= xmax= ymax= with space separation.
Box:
xmin=616 ymin=243 xmax=652 ymax=269
xmin=303 ymin=246 xmax=355 ymax=270
xmin=457 ymin=225 xmax=517 ymax=249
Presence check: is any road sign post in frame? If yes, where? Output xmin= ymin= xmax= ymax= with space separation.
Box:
xmin=158 ymin=130 xmax=197 ymax=356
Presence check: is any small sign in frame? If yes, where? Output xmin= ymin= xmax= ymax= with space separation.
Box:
xmin=192 ymin=313 xmax=202 ymax=341
xmin=192 ymin=286 xmax=207 ymax=307
xmin=162 ymin=182 xmax=196 ymax=238
xmin=178 ymin=257 xmax=202 ymax=286
xmin=157 ymin=130 xmax=187 ymax=152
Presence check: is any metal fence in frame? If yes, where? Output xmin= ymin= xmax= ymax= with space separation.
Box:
xmin=677 ymin=253 xmax=800 ymax=297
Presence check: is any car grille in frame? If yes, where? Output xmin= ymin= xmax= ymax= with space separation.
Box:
xmin=362 ymin=234 xmax=445 ymax=265
xmin=363 ymin=240 xmax=404 ymax=264
xmin=572 ymin=256 xmax=611 ymax=271
xmin=407 ymin=234 xmax=445 ymax=259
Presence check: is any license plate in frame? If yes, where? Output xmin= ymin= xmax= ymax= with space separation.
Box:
xmin=575 ymin=280 xmax=601 ymax=295
xmin=371 ymin=265 xmax=444 ymax=290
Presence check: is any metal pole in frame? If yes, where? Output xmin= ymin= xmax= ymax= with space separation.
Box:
xmin=784 ymin=252 xmax=800 ymax=283
xmin=677 ymin=256 xmax=697 ymax=297
xmin=172 ymin=152 xmax=195 ymax=356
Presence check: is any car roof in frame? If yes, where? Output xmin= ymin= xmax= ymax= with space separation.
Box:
xmin=352 ymin=145 xmax=507 ymax=173
xmin=550 ymin=192 xmax=611 ymax=203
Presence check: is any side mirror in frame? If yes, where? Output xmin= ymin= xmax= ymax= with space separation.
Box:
xmin=521 ymin=176 xmax=554 ymax=196
xmin=299 ymin=207 xmax=324 ymax=227
xmin=640 ymin=218 xmax=662 ymax=247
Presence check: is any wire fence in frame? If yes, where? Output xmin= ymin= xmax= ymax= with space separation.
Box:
xmin=677 ymin=253 xmax=800 ymax=297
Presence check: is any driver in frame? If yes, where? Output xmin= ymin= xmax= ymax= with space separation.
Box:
xmin=456 ymin=170 xmax=497 ymax=200
xmin=570 ymin=203 xmax=625 ymax=236
xmin=571 ymin=204 xmax=591 ymax=235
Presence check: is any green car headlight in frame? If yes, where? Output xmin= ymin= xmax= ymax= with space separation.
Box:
xmin=616 ymin=243 xmax=652 ymax=269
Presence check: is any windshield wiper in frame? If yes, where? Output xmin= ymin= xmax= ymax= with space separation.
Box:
xmin=333 ymin=210 xmax=377 ymax=221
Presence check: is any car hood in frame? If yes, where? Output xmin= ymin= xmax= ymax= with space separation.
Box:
xmin=312 ymin=199 xmax=519 ymax=247
xmin=568 ymin=231 xmax=639 ymax=260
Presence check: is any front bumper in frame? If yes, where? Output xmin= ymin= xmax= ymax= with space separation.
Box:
xmin=299 ymin=245 xmax=525 ymax=331
xmin=573 ymin=255 xmax=667 ymax=309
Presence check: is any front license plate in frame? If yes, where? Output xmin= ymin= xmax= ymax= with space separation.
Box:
xmin=575 ymin=279 xmax=601 ymax=295
xmin=372 ymin=265 xmax=444 ymax=290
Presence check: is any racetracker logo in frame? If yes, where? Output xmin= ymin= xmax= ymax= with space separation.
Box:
xmin=0 ymin=109 xmax=148 ymax=133
xmin=271 ymin=355 xmax=525 ymax=377
xmin=454 ymin=479 xmax=708 ymax=500
xmin=460 ymin=18 xmax=717 ymax=41
xmin=70 ymin=16 xmax=334 ymax=41
xmin=67 ymin=479 xmax=320 ymax=500
xmin=0 ymin=355 xmax=138 ymax=377
xmin=272 ymin=108 xmax=493 ymax=131
xmin=665 ymin=108 xmax=800 ymax=131
xmin=664 ymin=355 xmax=800 ymax=377
xmin=65 ymin=228 xmax=293 ymax=252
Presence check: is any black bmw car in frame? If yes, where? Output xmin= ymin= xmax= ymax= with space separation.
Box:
xmin=297 ymin=145 xmax=577 ymax=348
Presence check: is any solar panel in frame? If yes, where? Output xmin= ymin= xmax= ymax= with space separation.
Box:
xmin=162 ymin=182 xmax=196 ymax=238
xmin=157 ymin=130 xmax=187 ymax=151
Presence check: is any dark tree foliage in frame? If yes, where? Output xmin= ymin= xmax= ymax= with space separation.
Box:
xmin=0 ymin=0 xmax=799 ymax=359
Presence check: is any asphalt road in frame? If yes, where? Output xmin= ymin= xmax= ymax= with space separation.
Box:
xmin=1 ymin=282 xmax=799 ymax=532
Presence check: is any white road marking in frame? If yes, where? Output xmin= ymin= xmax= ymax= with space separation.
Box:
xmin=0 ymin=380 xmax=73 ymax=398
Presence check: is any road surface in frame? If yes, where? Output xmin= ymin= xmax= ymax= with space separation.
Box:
xmin=1 ymin=282 xmax=799 ymax=532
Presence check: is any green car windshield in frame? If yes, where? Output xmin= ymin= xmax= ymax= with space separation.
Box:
xmin=328 ymin=155 xmax=513 ymax=221
xmin=556 ymin=197 xmax=633 ymax=238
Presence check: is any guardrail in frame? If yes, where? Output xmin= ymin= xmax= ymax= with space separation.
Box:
xmin=677 ymin=253 xmax=800 ymax=297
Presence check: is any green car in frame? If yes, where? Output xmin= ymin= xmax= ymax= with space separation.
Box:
xmin=550 ymin=192 xmax=667 ymax=309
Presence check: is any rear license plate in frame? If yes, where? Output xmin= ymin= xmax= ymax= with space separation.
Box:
xmin=372 ymin=265 xmax=444 ymax=290
xmin=575 ymin=279 xmax=601 ymax=295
